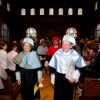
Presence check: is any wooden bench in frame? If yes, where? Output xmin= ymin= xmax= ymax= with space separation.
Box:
xmin=78 ymin=78 xmax=100 ymax=100
xmin=0 ymin=76 xmax=21 ymax=100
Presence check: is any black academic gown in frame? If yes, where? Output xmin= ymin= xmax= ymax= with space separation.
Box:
xmin=54 ymin=72 xmax=74 ymax=100
xmin=16 ymin=66 xmax=41 ymax=100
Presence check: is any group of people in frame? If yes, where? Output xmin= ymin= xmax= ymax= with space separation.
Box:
xmin=80 ymin=39 xmax=100 ymax=78
xmin=0 ymin=34 xmax=100 ymax=100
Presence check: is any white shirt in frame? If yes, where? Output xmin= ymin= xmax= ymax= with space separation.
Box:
xmin=7 ymin=50 xmax=18 ymax=71
xmin=0 ymin=49 xmax=8 ymax=69
xmin=37 ymin=45 xmax=48 ymax=55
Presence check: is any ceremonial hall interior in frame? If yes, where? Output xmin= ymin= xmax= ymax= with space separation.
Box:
xmin=0 ymin=0 xmax=100 ymax=100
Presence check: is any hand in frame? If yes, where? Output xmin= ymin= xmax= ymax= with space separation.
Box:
xmin=85 ymin=61 xmax=90 ymax=65
xmin=69 ymin=78 xmax=76 ymax=83
xmin=38 ymin=79 xmax=43 ymax=84
xmin=17 ymin=80 xmax=21 ymax=85
xmin=38 ymin=79 xmax=43 ymax=87
xmin=52 ymin=84 xmax=55 ymax=87
xmin=42 ymin=58 xmax=45 ymax=60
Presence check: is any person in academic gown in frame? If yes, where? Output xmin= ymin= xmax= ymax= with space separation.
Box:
xmin=49 ymin=35 xmax=86 ymax=100
xmin=13 ymin=37 xmax=43 ymax=100
xmin=46 ymin=36 xmax=61 ymax=76
xmin=46 ymin=36 xmax=61 ymax=57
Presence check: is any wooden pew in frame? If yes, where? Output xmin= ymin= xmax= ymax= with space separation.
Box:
xmin=78 ymin=78 xmax=100 ymax=100
xmin=0 ymin=76 xmax=20 ymax=100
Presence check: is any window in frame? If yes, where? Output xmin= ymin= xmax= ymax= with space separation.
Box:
xmin=30 ymin=8 xmax=35 ymax=15
xmin=21 ymin=8 xmax=26 ymax=15
xmin=58 ymin=8 xmax=63 ymax=15
xmin=78 ymin=8 xmax=82 ymax=15
xmin=0 ymin=0 xmax=2 ymax=6
xmin=66 ymin=27 xmax=77 ymax=39
xmin=68 ymin=8 xmax=73 ymax=15
xmin=7 ymin=3 xmax=10 ymax=11
xmin=26 ymin=27 xmax=37 ymax=40
xmin=94 ymin=1 xmax=98 ymax=11
xmin=40 ymin=8 xmax=44 ymax=15
xmin=1 ymin=23 xmax=9 ymax=42
xmin=49 ymin=8 xmax=54 ymax=15
xmin=95 ymin=24 xmax=100 ymax=42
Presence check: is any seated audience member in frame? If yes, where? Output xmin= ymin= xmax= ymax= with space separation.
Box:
xmin=84 ymin=42 xmax=97 ymax=78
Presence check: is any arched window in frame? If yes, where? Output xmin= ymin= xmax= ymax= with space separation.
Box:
xmin=94 ymin=1 xmax=98 ymax=11
xmin=21 ymin=8 xmax=26 ymax=15
xmin=66 ymin=27 xmax=77 ymax=39
xmin=78 ymin=8 xmax=82 ymax=15
xmin=7 ymin=3 xmax=10 ymax=11
xmin=49 ymin=8 xmax=54 ymax=15
xmin=1 ymin=23 xmax=9 ymax=41
xmin=58 ymin=8 xmax=63 ymax=15
xmin=30 ymin=8 xmax=35 ymax=15
xmin=26 ymin=27 xmax=37 ymax=40
xmin=40 ymin=8 xmax=44 ymax=15
xmin=68 ymin=8 xmax=73 ymax=15
xmin=95 ymin=24 xmax=100 ymax=42
xmin=0 ymin=0 xmax=2 ymax=6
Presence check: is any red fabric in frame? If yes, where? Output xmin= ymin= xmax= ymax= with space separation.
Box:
xmin=85 ymin=52 xmax=95 ymax=61
xmin=46 ymin=45 xmax=62 ymax=57
xmin=53 ymin=36 xmax=60 ymax=41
